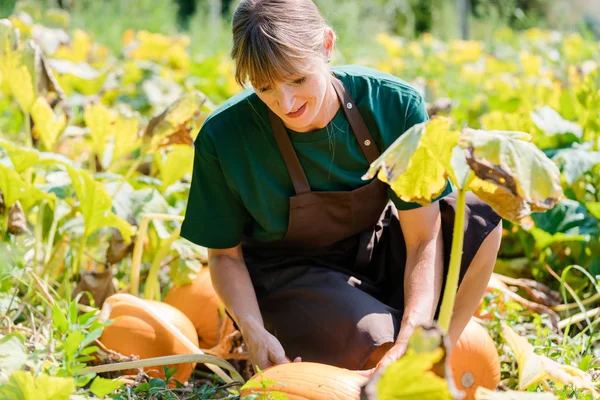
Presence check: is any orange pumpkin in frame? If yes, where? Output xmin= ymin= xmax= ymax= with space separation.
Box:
xmin=449 ymin=320 xmax=500 ymax=400
xmin=99 ymin=297 xmax=199 ymax=383
xmin=164 ymin=267 xmax=224 ymax=348
xmin=240 ymin=362 xmax=367 ymax=400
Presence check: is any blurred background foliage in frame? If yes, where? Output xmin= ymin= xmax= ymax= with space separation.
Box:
xmin=1 ymin=0 xmax=599 ymax=61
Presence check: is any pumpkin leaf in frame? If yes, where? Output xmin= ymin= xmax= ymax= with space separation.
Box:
xmin=155 ymin=144 xmax=194 ymax=191
xmin=460 ymin=129 xmax=563 ymax=222
xmin=531 ymin=106 xmax=583 ymax=140
xmin=20 ymin=40 xmax=66 ymax=100
xmin=501 ymin=323 xmax=599 ymax=397
xmin=531 ymin=199 xmax=600 ymax=236
xmin=0 ymin=371 xmax=76 ymax=400
xmin=65 ymin=165 xmax=135 ymax=243
xmin=363 ymin=118 xmax=459 ymax=205
xmin=30 ymin=96 xmax=67 ymax=151
xmin=143 ymin=91 xmax=206 ymax=152
xmin=84 ymin=102 xmax=115 ymax=164
xmin=376 ymin=348 xmax=453 ymax=400
xmin=0 ymin=139 xmax=39 ymax=173
xmin=552 ymin=147 xmax=600 ymax=185
xmin=8 ymin=65 xmax=35 ymax=113
xmin=112 ymin=114 xmax=140 ymax=162
xmin=0 ymin=164 xmax=28 ymax=210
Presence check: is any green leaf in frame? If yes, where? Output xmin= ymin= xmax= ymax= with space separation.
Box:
xmin=552 ymin=147 xmax=600 ymax=185
xmin=376 ymin=348 xmax=453 ymax=400
xmin=461 ymin=129 xmax=563 ymax=222
xmin=579 ymin=355 xmax=594 ymax=372
xmin=65 ymin=165 xmax=135 ymax=243
xmin=155 ymin=144 xmax=194 ymax=191
xmin=0 ymin=164 xmax=28 ymax=209
xmin=364 ymin=118 xmax=459 ymax=205
xmin=51 ymin=303 xmax=69 ymax=334
xmin=528 ymin=227 xmax=589 ymax=250
xmin=0 ymin=334 xmax=27 ymax=375
xmin=0 ymin=140 xmax=40 ymax=173
xmin=0 ymin=371 xmax=75 ymax=400
xmin=89 ymin=377 xmax=124 ymax=398
xmin=586 ymin=203 xmax=600 ymax=220
xmin=531 ymin=199 xmax=600 ymax=236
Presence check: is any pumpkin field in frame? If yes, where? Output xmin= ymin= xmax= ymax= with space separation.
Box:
xmin=1 ymin=1 xmax=600 ymax=399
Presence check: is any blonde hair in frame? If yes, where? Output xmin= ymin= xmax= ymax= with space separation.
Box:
xmin=231 ymin=0 xmax=334 ymax=88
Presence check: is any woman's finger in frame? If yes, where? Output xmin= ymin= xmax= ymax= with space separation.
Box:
xmin=352 ymin=368 xmax=375 ymax=377
xmin=293 ymin=356 xmax=302 ymax=362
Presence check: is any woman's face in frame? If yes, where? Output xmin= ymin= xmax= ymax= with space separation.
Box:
xmin=253 ymin=58 xmax=334 ymax=133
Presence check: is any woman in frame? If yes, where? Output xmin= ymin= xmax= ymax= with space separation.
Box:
xmin=180 ymin=0 xmax=502 ymax=376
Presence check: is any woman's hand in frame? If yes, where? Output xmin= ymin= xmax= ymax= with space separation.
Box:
xmin=241 ymin=319 xmax=301 ymax=371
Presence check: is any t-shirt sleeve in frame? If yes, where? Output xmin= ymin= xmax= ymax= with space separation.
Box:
xmin=388 ymin=94 xmax=453 ymax=210
xmin=180 ymin=128 xmax=250 ymax=249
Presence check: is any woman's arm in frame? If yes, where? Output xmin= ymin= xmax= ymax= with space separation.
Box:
xmin=365 ymin=202 xmax=445 ymax=375
xmin=397 ymin=201 xmax=444 ymax=337
xmin=208 ymin=245 xmax=292 ymax=369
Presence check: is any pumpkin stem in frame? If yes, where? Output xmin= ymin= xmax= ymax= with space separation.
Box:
xmin=437 ymin=188 xmax=466 ymax=333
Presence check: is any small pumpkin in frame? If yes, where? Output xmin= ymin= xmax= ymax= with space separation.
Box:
xmin=449 ymin=319 xmax=500 ymax=400
xmin=164 ymin=267 xmax=224 ymax=348
xmin=99 ymin=296 xmax=199 ymax=383
xmin=240 ymin=362 xmax=367 ymax=400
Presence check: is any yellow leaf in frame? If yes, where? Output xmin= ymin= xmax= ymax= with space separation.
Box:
xmin=364 ymin=118 xmax=458 ymax=205
xmin=112 ymin=115 xmax=140 ymax=161
xmin=460 ymin=129 xmax=563 ymax=221
xmin=377 ymin=348 xmax=453 ymax=400
xmin=155 ymin=144 xmax=193 ymax=190
xmin=84 ymin=102 xmax=115 ymax=160
xmin=8 ymin=65 xmax=35 ymax=112
xmin=31 ymin=96 xmax=66 ymax=151
xmin=143 ymin=91 xmax=206 ymax=152
xmin=501 ymin=323 xmax=599 ymax=398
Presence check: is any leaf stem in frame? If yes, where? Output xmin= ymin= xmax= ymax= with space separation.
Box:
xmin=68 ymin=233 xmax=87 ymax=300
xmin=437 ymin=189 xmax=466 ymax=333
xmin=144 ymin=226 xmax=181 ymax=300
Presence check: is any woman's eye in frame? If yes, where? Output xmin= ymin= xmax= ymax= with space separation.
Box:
xmin=258 ymin=87 xmax=270 ymax=93
xmin=293 ymin=77 xmax=306 ymax=85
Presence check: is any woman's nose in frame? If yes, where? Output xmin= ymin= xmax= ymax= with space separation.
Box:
xmin=276 ymin=88 xmax=296 ymax=114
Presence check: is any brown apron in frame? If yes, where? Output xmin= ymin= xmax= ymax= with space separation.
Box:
xmin=240 ymin=77 xmax=502 ymax=370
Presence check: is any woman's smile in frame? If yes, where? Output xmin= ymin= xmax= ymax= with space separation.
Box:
xmin=286 ymin=102 xmax=307 ymax=119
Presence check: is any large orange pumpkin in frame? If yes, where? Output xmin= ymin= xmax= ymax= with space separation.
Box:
xmin=240 ymin=362 xmax=367 ymax=400
xmin=99 ymin=296 xmax=199 ymax=383
xmin=164 ymin=267 xmax=223 ymax=348
xmin=449 ymin=320 xmax=500 ymax=400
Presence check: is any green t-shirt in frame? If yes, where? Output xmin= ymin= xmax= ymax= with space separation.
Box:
xmin=181 ymin=65 xmax=451 ymax=249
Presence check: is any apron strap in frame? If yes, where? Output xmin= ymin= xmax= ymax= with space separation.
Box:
xmin=331 ymin=78 xmax=381 ymax=164
xmin=268 ymin=110 xmax=311 ymax=195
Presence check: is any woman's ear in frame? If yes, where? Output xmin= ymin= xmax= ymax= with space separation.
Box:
xmin=323 ymin=27 xmax=336 ymax=59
